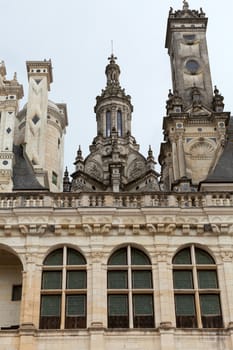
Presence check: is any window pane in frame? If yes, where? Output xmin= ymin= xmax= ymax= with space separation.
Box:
xmin=117 ymin=110 xmax=123 ymax=136
xmin=67 ymin=248 xmax=86 ymax=265
xmin=108 ymin=248 xmax=127 ymax=265
xmin=195 ymin=248 xmax=214 ymax=264
xmin=131 ymin=248 xmax=150 ymax=265
xmin=66 ymin=295 xmax=86 ymax=316
xmin=108 ymin=271 xmax=127 ymax=289
xmin=175 ymin=294 xmax=196 ymax=316
xmin=41 ymin=295 xmax=61 ymax=316
xmin=108 ymin=295 xmax=128 ymax=316
xmin=173 ymin=248 xmax=191 ymax=264
xmin=106 ymin=111 xmax=111 ymax=137
xmin=67 ymin=271 xmax=86 ymax=289
xmin=198 ymin=270 xmax=218 ymax=289
xmin=42 ymin=271 xmax=62 ymax=289
xmin=173 ymin=270 xmax=193 ymax=289
xmin=132 ymin=271 xmax=152 ymax=289
xmin=133 ymin=295 xmax=153 ymax=315
xmin=200 ymin=294 xmax=221 ymax=315
xmin=44 ymin=249 xmax=63 ymax=266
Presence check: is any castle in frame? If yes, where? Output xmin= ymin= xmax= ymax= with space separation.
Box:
xmin=0 ymin=2 xmax=233 ymax=350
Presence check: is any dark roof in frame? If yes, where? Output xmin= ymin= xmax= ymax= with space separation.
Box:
xmin=13 ymin=145 xmax=46 ymax=190
xmin=203 ymin=117 xmax=233 ymax=183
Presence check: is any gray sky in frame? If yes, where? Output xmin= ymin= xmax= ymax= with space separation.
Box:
xmin=2 ymin=0 xmax=233 ymax=174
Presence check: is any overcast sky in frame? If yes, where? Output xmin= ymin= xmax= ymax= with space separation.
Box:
xmin=1 ymin=0 xmax=233 ymax=174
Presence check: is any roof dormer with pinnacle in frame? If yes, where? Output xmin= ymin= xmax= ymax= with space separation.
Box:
xmin=67 ymin=55 xmax=160 ymax=193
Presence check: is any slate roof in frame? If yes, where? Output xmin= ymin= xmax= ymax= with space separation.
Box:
xmin=13 ymin=145 xmax=47 ymax=190
xmin=203 ymin=117 xmax=233 ymax=183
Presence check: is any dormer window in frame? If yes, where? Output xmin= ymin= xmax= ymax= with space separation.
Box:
xmin=117 ymin=110 xmax=123 ymax=136
xmin=106 ymin=111 xmax=111 ymax=137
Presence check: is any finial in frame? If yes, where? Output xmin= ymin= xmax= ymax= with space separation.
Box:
xmin=106 ymin=51 xmax=120 ymax=86
xmin=183 ymin=0 xmax=189 ymax=10
xmin=148 ymin=145 xmax=153 ymax=157
xmin=108 ymin=53 xmax=117 ymax=64
xmin=77 ymin=145 xmax=83 ymax=159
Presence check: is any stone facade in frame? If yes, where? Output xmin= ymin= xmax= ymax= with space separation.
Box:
xmin=0 ymin=2 xmax=233 ymax=350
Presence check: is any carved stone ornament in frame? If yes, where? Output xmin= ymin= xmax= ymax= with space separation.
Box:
xmin=221 ymin=251 xmax=233 ymax=262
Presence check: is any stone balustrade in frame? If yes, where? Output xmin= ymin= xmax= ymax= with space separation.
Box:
xmin=0 ymin=192 xmax=232 ymax=209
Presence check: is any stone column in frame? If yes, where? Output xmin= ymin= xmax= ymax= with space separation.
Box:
xmin=156 ymin=252 xmax=175 ymax=350
xmin=156 ymin=252 xmax=175 ymax=326
xmin=171 ymin=139 xmax=180 ymax=180
xmin=219 ymin=252 xmax=233 ymax=324
xmin=88 ymin=250 xmax=106 ymax=328
xmin=177 ymin=135 xmax=186 ymax=177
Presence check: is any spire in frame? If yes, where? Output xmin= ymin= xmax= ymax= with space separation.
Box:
xmin=63 ymin=167 xmax=71 ymax=192
xmin=74 ymin=145 xmax=84 ymax=172
xmin=105 ymin=54 xmax=121 ymax=86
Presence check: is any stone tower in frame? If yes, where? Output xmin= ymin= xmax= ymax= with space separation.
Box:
xmin=69 ymin=54 xmax=159 ymax=193
xmin=15 ymin=60 xmax=68 ymax=191
xmin=159 ymin=1 xmax=230 ymax=191
xmin=0 ymin=61 xmax=23 ymax=191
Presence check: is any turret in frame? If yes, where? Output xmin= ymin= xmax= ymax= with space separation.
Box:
xmin=159 ymin=2 xmax=230 ymax=191
xmin=70 ymin=55 xmax=160 ymax=193
xmin=15 ymin=60 xmax=68 ymax=191
xmin=0 ymin=61 xmax=23 ymax=191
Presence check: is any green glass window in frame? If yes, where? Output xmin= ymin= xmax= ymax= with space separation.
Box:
xmin=66 ymin=270 xmax=86 ymax=289
xmin=175 ymin=294 xmax=196 ymax=316
xmin=173 ymin=245 xmax=222 ymax=329
xmin=200 ymin=294 xmax=221 ymax=315
xmin=132 ymin=271 xmax=152 ymax=289
xmin=108 ymin=248 xmax=127 ymax=265
xmin=41 ymin=295 xmax=61 ymax=316
xmin=40 ymin=247 xmax=87 ymax=330
xmin=173 ymin=248 xmax=191 ymax=264
xmin=198 ymin=270 xmax=218 ymax=289
xmin=131 ymin=248 xmax=150 ymax=265
xmin=108 ymin=295 xmax=128 ymax=316
xmin=108 ymin=271 xmax=128 ymax=289
xmin=67 ymin=248 xmax=86 ymax=265
xmin=44 ymin=249 xmax=63 ymax=266
xmin=195 ymin=248 xmax=214 ymax=264
xmin=133 ymin=294 xmax=153 ymax=315
xmin=66 ymin=295 xmax=86 ymax=316
xmin=173 ymin=270 xmax=193 ymax=289
xmin=42 ymin=271 xmax=62 ymax=289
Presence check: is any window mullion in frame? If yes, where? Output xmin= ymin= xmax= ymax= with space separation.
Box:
xmin=192 ymin=246 xmax=202 ymax=328
xmin=128 ymin=246 xmax=133 ymax=328
xmin=60 ymin=247 xmax=67 ymax=329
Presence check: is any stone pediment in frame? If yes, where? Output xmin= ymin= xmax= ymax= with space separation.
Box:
xmin=184 ymin=104 xmax=212 ymax=117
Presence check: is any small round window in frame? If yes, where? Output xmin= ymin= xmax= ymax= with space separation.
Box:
xmin=185 ymin=59 xmax=200 ymax=74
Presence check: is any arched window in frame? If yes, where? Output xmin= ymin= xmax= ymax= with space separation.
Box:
xmin=40 ymin=247 xmax=87 ymax=329
xmin=117 ymin=110 xmax=123 ymax=136
xmin=106 ymin=111 xmax=111 ymax=137
xmin=173 ymin=246 xmax=223 ymax=328
xmin=107 ymin=246 xmax=154 ymax=328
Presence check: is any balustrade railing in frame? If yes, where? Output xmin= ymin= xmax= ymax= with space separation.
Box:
xmin=0 ymin=191 xmax=232 ymax=209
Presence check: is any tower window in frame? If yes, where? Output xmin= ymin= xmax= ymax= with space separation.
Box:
xmin=117 ymin=110 xmax=123 ymax=136
xmin=52 ymin=171 xmax=58 ymax=185
xmin=185 ymin=60 xmax=200 ymax=74
xmin=173 ymin=246 xmax=223 ymax=329
xmin=40 ymin=247 xmax=87 ymax=329
xmin=106 ymin=111 xmax=111 ymax=137
xmin=107 ymin=246 xmax=154 ymax=329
